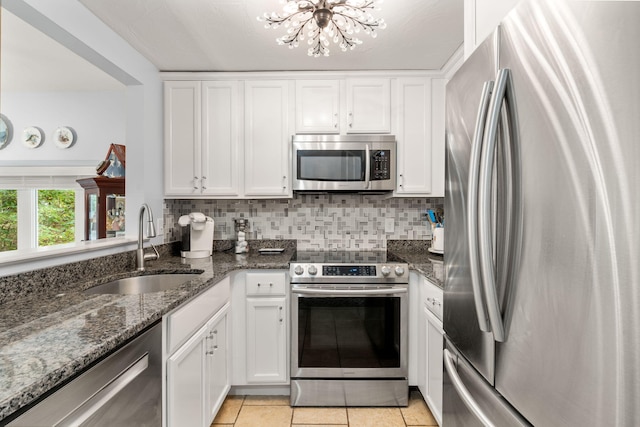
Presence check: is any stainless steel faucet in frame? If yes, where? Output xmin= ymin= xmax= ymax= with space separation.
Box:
xmin=136 ymin=203 xmax=160 ymax=271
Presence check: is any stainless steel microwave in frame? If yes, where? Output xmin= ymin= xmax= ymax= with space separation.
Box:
xmin=292 ymin=135 xmax=397 ymax=192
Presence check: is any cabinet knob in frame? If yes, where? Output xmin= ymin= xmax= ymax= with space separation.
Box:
xmin=202 ymin=176 xmax=207 ymax=190
xmin=193 ymin=176 xmax=199 ymax=190
xmin=348 ymin=112 xmax=353 ymax=127
xmin=270 ymin=283 xmax=273 ymax=287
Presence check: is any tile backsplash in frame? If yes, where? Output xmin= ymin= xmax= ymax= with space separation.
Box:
xmin=164 ymin=194 xmax=443 ymax=251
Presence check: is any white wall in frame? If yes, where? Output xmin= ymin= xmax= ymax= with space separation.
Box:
xmin=1 ymin=90 xmax=125 ymax=163
xmin=1 ymin=0 xmax=163 ymax=273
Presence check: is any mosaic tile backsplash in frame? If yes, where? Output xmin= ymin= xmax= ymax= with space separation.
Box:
xmin=164 ymin=194 xmax=443 ymax=251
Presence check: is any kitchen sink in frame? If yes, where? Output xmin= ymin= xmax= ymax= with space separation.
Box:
xmin=84 ymin=273 xmax=201 ymax=295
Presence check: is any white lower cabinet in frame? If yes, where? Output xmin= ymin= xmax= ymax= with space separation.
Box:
xmin=167 ymin=323 xmax=207 ymax=427
xmin=425 ymin=306 xmax=443 ymax=425
xmin=231 ymin=270 xmax=289 ymax=386
xmin=246 ymin=297 xmax=287 ymax=383
xmin=167 ymin=304 xmax=229 ymax=427
xmin=419 ymin=277 xmax=444 ymax=426
xmin=205 ymin=311 xmax=228 ymax=423
xmin=165 ymin=277 xmax=231 ymax=427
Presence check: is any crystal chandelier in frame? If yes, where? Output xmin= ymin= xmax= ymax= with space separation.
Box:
xmin=258 ymin=0 xmax=386 ymax=57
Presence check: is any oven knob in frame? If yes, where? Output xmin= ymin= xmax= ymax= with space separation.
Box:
xmin=308 ymin=265 xmax=318 ymax=275
xmin=394 ymin=266 xmax=405 ymax=276
xmin=294 ymin=265 xmax=304 ymax=275
xmin=381 ymin=266 xmax=391 ymax=276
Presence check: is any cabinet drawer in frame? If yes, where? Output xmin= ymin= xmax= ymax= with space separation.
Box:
xmin=245 ymin=272 xmax=286 ymax=296
xmin=424 ymin=278 xmax=443 ymax=321
xmin=166 ymin=276 xmax=230 ymax=355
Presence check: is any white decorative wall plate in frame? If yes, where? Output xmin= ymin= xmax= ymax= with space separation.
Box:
xmin=22 ymin=127 xmax=43 ymax=148
xmin=54 ymin=126 xmax=75 ymax=149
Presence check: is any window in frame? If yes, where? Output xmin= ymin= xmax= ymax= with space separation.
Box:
xmin=0 ymin=190 xmax=18 ymax=252
xmin=37 ymin=189 xmax=76 ymax=247
xmin=0 ymin=167 xmax=89 ymax=254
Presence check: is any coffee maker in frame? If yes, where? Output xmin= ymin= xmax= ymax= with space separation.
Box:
xmin=178 ymin=212 xmax=214 ymax=258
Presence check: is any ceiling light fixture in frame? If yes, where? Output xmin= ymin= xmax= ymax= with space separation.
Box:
xmin=258 ymin=0 xmax=386 ymax=57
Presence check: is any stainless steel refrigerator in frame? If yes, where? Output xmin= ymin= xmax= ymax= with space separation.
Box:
xmin=443 ymin=0 xmax=640 ymax=425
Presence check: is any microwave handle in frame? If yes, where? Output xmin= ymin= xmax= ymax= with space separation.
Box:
xmin=364 ymin=144 xmax=371 ymax=189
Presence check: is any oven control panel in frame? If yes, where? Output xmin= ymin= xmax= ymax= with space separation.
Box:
xmin=323 ymin=265 xmax=376 ymax=276
xmin=291 ymin=263 xmax=408 ymax=282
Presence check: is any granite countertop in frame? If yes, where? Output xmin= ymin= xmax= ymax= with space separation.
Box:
xmin=0 ymin=248 xmax=294 ymax=422
xmin=388 ymin=247 xmax=445 ymax=289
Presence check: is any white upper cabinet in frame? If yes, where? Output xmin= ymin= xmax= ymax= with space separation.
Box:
xmin=164 ymin=80 xmax=241 ymax=197
xmin=346 ymin=78 xmax=391 ymax=133
xmin=244 ymin=80 xmax=292 ymax=198
xmin=394 ymin=77 xmax=445 ymax=197
xmin=395 ymin=77 xmax=432 ymax=196
xmin=163 ymin=72 xmax=449 ymax=199
xmin=164 ymin=81 xmax=201 ymax=196
xmin=295 ymin=80 xmax=340 ymax=133
xmin=295 ymin=78 xmax=390 ymax=134
xmin=202 ymin=81 xmax=241 ymax=197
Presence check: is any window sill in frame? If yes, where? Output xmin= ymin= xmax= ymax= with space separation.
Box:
xmin=0 ymin=237 xmax=138 ymax=276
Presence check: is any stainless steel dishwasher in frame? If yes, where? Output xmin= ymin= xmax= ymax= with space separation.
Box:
xmin=7 ymin=322 xmax=162 ymax=427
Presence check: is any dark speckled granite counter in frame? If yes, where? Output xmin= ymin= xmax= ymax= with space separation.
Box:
xmin=0 ymin=242 xmax=295 ymax=423
xmin=387 ymin=240 xmax=444 ymax=288
xmin=0 ymin=238 xmax=442 ymax=422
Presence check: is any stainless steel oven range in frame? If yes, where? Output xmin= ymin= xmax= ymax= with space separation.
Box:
xmin=290 ymin=251 xmax=409 ymax=407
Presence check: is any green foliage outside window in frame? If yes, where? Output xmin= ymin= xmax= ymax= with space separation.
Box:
xmin=0 ymin=190 xmax=18 ymax=252
xmin=38 ymin=190 xmax=75 ymax=247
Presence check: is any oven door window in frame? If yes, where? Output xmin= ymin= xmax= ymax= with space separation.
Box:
xmin=297 ymin=150 xmax=365 ymax=182
xmin=297 ymin=296 xmax=401 ymax=368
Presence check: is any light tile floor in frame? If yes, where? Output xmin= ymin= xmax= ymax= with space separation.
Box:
xmin=211 ymin=390 xmax=438 ymax=427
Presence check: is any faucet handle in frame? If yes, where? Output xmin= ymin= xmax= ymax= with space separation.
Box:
xmin=143 ymin=242 xmax=160 ymax=262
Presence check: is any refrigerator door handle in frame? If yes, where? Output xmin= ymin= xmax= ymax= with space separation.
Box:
xmin=468 ymin=80 xmax=494 ymax=333
xmin=444 ymin=349 xmax=497 ymax=427
xmin=478 ymin=68 xmax=515 ymax=343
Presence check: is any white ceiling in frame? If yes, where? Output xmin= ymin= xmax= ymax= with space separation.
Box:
xmin=78 ymin=0 xmax=464 ymax=72
xmin=0 ymin=8 xmax=125 ymax=92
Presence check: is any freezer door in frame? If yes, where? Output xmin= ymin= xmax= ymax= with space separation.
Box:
xmin=494 ymin=1 xmax=640 ymax=426
xmin=444 ymin=30 xmax=498 ymax=384
xmin=442 ymin=339 xmax=530 ymax=427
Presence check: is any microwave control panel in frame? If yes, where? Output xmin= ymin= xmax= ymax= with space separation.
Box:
xmin=371 ymin=150 xmax=391 ymax=180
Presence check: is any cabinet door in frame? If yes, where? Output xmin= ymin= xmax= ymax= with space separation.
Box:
xmin=164 ymin=81 xmax=201 ymax=196
xmin=244 ymin=80 xmax=291 ymax=198
xmin=346 ymin=78 xmax=391 ymax=133
xmin=167 ymin=324 xmax=207 ymax=427
xmin=426 ymin=308 xmax=444 ymax=426
xmin=202 ymin=81 xmax=241 ymax=197
xmin=205 ymin=306 xmax=229 ymax=425
xmin=395 ymin=78 xmax=433 ymax=195
xmin=419 ymin=306 xmax=428 ymax=399
xmin=295 ymin=80 xmax=340 ymax=133
xmin=246 ymin=297 xmax=287 ymax=383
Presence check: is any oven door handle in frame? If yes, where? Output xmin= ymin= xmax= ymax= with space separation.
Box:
xmin=292 ymin=287 xmax=407 ymax=296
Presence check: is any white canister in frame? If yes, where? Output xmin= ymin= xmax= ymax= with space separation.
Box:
xmin=432 ymin=227 xmax=444 ymax=252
